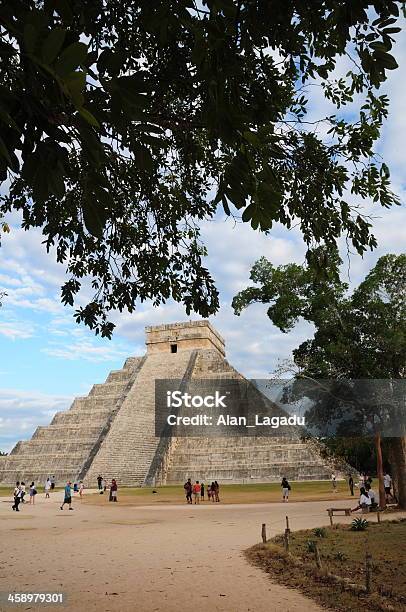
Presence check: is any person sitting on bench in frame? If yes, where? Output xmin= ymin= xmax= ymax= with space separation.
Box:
xmin=351 ymin=487 xmax=371 ymax=513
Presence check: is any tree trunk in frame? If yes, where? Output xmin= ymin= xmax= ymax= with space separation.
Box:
xmin=375 ymin=432 xmax=386 ymax=510
xmin=388 ymin=436 xmax=406 ymax=509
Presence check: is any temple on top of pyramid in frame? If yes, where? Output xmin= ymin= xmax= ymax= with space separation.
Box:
xmin=0 ymin=321 xmax=337 ymax=486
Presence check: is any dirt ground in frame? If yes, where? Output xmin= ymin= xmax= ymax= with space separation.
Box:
xmin=0 ymin=490 xmax=402 ymax=612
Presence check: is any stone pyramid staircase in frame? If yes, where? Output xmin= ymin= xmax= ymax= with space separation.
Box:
xmin=84 ymin=349 xmax=197 ymax=486
xmin=0 ymin=357 xmax=144 ymax=485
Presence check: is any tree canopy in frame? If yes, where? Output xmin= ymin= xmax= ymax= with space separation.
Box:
xmin=233 ymin=251 xmax=406 ymax=504
xmin=0 ymin=0 xmax=404 ymax=335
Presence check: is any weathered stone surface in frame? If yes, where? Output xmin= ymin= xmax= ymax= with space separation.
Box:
xmin=0 ymin=321 xmax=335 ymax=486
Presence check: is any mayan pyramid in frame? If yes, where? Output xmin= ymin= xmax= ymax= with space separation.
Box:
xmin=0 ymin=321 xmax=334 ymax=486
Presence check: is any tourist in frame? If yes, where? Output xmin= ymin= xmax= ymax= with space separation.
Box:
xmin=45 ymin=477 xmax=51 ymax=499
xmin=20 ymin=481 xmax=26 ymax=503
xmin=60 ymin=481 xmax=73 ymax=511
xmin=281 ymin=477 xmax=290 ymax=502
xmin=384 ymin=472 xmax=393 ymax=503
xmin=214 ymin=481 xmax=220 ymax=502
xmin=331 ymin=473 xmax=337 ymax=492
xmin=73 ymin=482 xmax=79 ymax=493
xmin=79 ymin=481 xmax=84 ymax=500
xmin=184 ymin=478 xmax=193 ymax=504
xmin=50 ymin=475 xmax=55 ymax=490
xmin=207 ymin=483 xmax=212 ymax=501
xmin=365 ymin=484 xmax=377 ymax=508
xmin=12 ymin=481 xmax=22 ymax=512
xmin=210 ymin=482 xmax=216 ymax=502
xmin=110 ymin=479 xmax=118 ymax=502
xmin=193 ymin=481 xmax=201 ymax=504
xmin=200 ymin=482 xmax=205 ymax=501
xmin=348 ymin=474 xmax=354 ymax=496
xmin=29 ymin=482 xmax=37 ymax=505
xmin=97 ymin=475 xmax=103 ymax=490
xmin=351 ymin=487 xmax=371 ymax=513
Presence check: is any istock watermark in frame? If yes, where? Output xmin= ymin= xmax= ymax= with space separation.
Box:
xmin=155 ymin=378 xmax=406 ymax=438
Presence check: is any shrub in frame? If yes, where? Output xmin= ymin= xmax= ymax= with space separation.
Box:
xmin=333 ymin=551 xmax=347 ymax=562
xmin=306 ymin=540 xmax=317 ymax=553
xmin=351 ymin=517 xmax=368 ymax=531
xmin=313 ymin=527 xmax=326 ymax=538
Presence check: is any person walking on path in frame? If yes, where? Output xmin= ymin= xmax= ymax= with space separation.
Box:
xmin=281 ymin=477 xmax=291 ymax=502
xmin=331 ymin=474 xmax=337 ymax=492
xmin=214 ymin=481 xmax=220 ymax=502
xmin=45 ymin=478 xmax=51 ymax=499
xmin=12 ymin=481 xmax=22 ymax=512
xmin=184 ymin=478 xmax=193 ymax=504
xmin=79 ymin=481 xmax=84 ymax=500
xmin=29 ymin=482 xmax=37 ymax=505
xmin=50 ymin=475 xmax=55 ymax=490
xmin=200 ymin=482 xmax=205 ymax=501
xmin=60 ymin=481 xmax=73 ymax=511
xmin=110 ymin=479 xmax=118 ymax=502
xmin=20 ymin=481 xmax=26 ymax=503
xmin=348 ymin=474 xmax=354 ymax=496
xmin=193 ymin=481 xmax=201 ymax=504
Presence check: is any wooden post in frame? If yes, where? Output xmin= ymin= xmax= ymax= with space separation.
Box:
xmin=285 ymin=516 xmax=290 ymax=533
xmin=328 ymin=508 xmax=333 ymax=527
xmin=314 ymin=542 xmax=322 ymax=570
xmin=261 ymin=523 xmax=267 ymax=543
xmin=377 ymin=511 xmax=381 ymax=524
xmin=365 ymin=552 xmax=372 ymax=594
xmin=284 ymin=530 xmax=289 ymax=552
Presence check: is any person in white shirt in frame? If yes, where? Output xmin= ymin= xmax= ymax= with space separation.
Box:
xmin=383 ymin=472 xmax=393 ymax=503
xmin=331 ymin=474 xmax=337 ymax=492
xmin=12 ymin=482 xmax=22 ymax=512
xmin=351 ymin=487 xmax=372 ymax=513
xmin=45 ymin=478 xmax=51 ymax=499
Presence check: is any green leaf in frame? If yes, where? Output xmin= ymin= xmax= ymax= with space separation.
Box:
xmin=55 ymin=42 xmax=88 ymax=77
xmin=64 ymin=71 xmax=86 ymax=107
xmin=78 ymin=107 xmax=100 ymax=128
xmin=42 ymin=29 xmax=66 ymax=64
xmin=24 ymin=23 xmax=38 ymax=54
xmin=82 ymin=197 xmax=108 ymax=238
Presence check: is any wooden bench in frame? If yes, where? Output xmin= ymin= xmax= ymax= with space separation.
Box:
xmin=327 ymin=507 xmax=351 ymax=517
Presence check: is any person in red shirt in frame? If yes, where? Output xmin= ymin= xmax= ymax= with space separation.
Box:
xmin=192 ymin=481 xmax=201 ymax=504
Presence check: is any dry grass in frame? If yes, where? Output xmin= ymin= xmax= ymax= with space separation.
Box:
xmin=246 ymin=519 xmax=406 ymax=612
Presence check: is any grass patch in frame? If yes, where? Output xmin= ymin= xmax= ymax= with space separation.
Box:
xmin=83 ymin=480 xmax=354 ymax=506
xmin=246 ymin=519 xmax=406 ymax=611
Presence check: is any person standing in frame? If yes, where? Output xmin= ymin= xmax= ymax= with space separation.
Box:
xmin=384 ymin=472 xmax=392 ymax=503
xmin=79 ymin=481 xmax=84 ymax=500
xmin=97 ymin=475 xmax=103 ymax=490
xmin=12 ymin=481 xmax=22 ymax=511
xmin=331 ymin=474 xmax=337 ymax=492
xmin=50 ymin=475 xmax=55 ymax=490
xmin=60 ymin=481 xmax=73 ymax=511
xmin=193 ymin=481 xmax=201 ymax=504
xmin=110 ymin=479 xmax=118 ymax=502
xmin=214 ymin=481 xmax=220 ymax=502
xmin=29 ymin=482 xmax=37 ymax=505
xmin=210 ymin=482 xmax=216 ymax=502
xmin=20 ymin=481 xmax=26 ymax=503
xmin=184 ymin=478 xmax=193 ymax=504
xmin=348 ymin=474 xmax=354 ymax=496
xmin=281 ymin=477 xmax=290 ymax=502
xmin=200 ymin=482 xmax=205 ymax=501
xmin=45 ymin=478 xmax=51 ymax=499
xmin=207 ymin=484 xmax=212 ymax=501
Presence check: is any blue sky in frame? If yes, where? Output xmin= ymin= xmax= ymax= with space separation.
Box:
xmin=0 ymin=31 xmax=405 ymax=452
